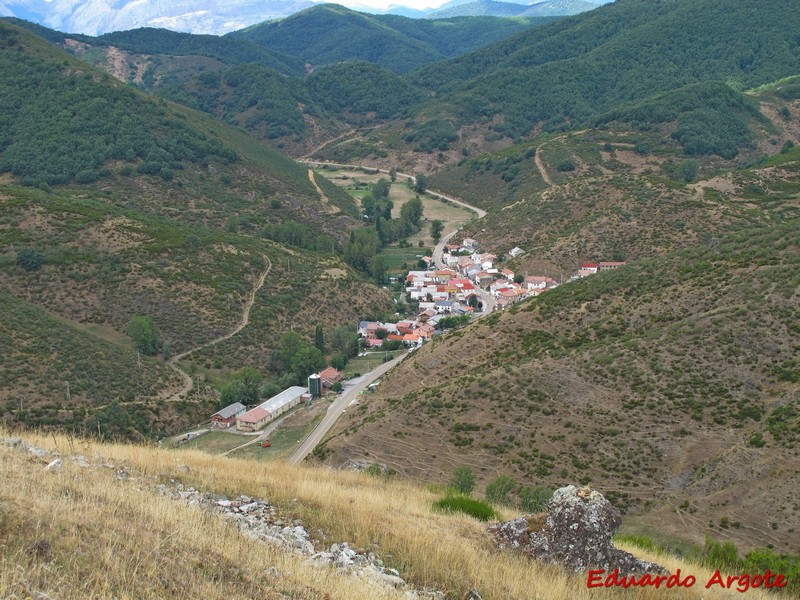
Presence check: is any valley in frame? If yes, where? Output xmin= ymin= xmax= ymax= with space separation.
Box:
xmin=1 ymin=1 xmax=799 ymax=596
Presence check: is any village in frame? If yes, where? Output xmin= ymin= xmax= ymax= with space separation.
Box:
xmin=203 ymin=235 xmax=625 ymax=443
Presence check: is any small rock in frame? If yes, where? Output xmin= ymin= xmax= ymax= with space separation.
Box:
xmin=45 ymin=458 xmax=62 ymax=472
xmin=373 ymin=572 xmax=406 ymax=588
xmin=216 ymin=500 xmax=233 ymax=508
xmin=72 ymin=454 xmax=90 ymax=468
xmin=28 ymin=445 xmax=50 ymax=458
xmin=463 ymin=589 xmax=483 ymax=600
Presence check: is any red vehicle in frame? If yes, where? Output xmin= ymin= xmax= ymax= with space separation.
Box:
xmin=260 ymin=440 xmax=271 ymax=448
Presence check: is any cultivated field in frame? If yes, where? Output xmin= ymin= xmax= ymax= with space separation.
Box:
xmin=314 ymin=166 xmax=475 ymax=246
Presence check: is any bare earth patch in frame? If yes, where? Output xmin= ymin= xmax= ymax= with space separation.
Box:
xmin=321 ymin=268 xmax=347 ymax=279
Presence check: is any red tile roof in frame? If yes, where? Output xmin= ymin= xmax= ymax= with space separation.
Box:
xmin=238 ymin=406 xmax=270 ymax=424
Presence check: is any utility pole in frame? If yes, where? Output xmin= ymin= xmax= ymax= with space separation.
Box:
xmin=137 ymin=350 xmax=141 ymax=368
xmin=65 ymin=381 xmax=71 ymax=403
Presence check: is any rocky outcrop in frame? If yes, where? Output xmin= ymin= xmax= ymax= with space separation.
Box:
xmin=489 ymin=485 xmax=666 ymax=576
xmin=159 ymin=482 xmax=445 ymax=599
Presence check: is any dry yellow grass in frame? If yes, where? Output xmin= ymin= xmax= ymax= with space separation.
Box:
xmin=0 ymin=429 xmax=779 ymax=599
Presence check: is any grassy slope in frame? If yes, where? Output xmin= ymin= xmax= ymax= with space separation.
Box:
xmin=0 ymin=428 xmax=778 ymax=600
xmin=320 ymin=155 xmax=800 ymax=553
xmin=0 ymin=24 xmax=391 ymax=434
xmin=428 ymin=86 xmax=799 ymax=270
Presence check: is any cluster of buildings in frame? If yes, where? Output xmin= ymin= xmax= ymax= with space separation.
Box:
xmin=210 ymin=366 xmax=347 ymax=433
xmin=207 ymin=238 xmax=629 ymax=434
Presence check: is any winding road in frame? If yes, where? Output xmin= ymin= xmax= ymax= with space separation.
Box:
xmin=164 ymin=254 xmax=272 ymax=402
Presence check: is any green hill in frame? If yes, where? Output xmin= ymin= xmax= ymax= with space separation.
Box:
xmin=0 ymin=21 xmax=393 ymax=436
xmin=228 ymin=4 xmax=549 ymax=73
xmin=411 ymin=0 xmax=800 ymax=138
xmin=0 ymin=20 xmax=362 ymax=238
xmin=306 ymin=62 xmax=424 ymax=121
xmin=1 ymin=19 xmax=306 ymax=76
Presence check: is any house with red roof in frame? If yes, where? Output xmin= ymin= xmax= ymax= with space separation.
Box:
xmin=319 ymin=367 xmax=343 ymax=388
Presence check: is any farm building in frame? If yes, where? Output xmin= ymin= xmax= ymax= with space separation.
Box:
xmin=319 ymin=367 xmax=343 ymax=388
xmin=210 ymin=402 xmax=246 ymax=429
xmin=236 ymin=406 xmax=271 ymax=432
xmin=236 ymin=386 xmax=309 ymax=431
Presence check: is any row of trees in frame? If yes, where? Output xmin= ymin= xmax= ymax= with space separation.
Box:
xmin=218 ymin=324 xmax=362 ymax=408
xmin=344 ymin=177 xmax=426 ymax=283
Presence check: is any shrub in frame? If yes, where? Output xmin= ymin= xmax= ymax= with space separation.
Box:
xmin=449 ymin=466 xmax=476 ymax=494
xmin=519 ymin=486 xmax=554 ymax=512
xmin=485 ymin=475 xmax=516 ymax=506
xmin=434 ymin=494 xmax=497 ymax=522
xmin=16 ymin=248 xmax=44 ymax=271
xmin=556 ymin=159 xmax=576 ymax=172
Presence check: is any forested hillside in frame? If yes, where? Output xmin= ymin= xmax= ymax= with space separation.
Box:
xmin=411 ymin=0 xmax=800 ymax=138
xmin=0 ymin=21 xmax=393 ymax=437
xmin=228 ymin=4 xmax=549 ymax=74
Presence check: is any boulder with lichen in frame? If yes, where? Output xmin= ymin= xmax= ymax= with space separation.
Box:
xmin=489 ymin=485 xmax=666 ymax=576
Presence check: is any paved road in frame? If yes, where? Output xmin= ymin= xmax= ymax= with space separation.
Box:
xmin=287 ymin=353 xmax=407 ymax=465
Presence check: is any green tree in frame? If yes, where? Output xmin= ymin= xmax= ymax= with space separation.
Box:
xmin=344 ymin=227 xmax=380 ymax=273
xmin=389 ymin=167 xmax=397 ymax=182
xmin=370 ymin=254 xmax=387 ymax=285
xmin=400 ymin=196 xmax=424 ymax=235
xmin=485 ymin=475 xmax=516 ymax=506
xmin=270 ymin=331 xmax=304 ymax=373
xmin=127 ymin=316 xmax=160 ymax=356
xmin=678 ymin=158 xmax=699 ymax=182
xmin=430 ymin=219 xmax=444 ymax=243
xmin=330 ymin=325 xmax=360 ymax=357
xmin=314 ymin=324 xmax=325 ymax=355
xmin=330 ymin=353 xmax=349 ymax=371
xmin=291 ymin=346 xmax=325 ymax=381
xmin=450 ymin=466 xmax=476 ymax=494
xmin=236 ymin=366 xmax=263 ymax=401
xmin=219 ymin=379 xmax=248 ymax=407
xmin=16 ymin=248 xmax=44 ymax=272
xmin=372 ymin=178 xmax=391 ymax=200
xmin=413 ymin=173 xmax=427 ymax=194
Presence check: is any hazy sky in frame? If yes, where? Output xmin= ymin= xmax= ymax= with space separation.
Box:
xmin=337 ymin=0 xmax=452 ymax=12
